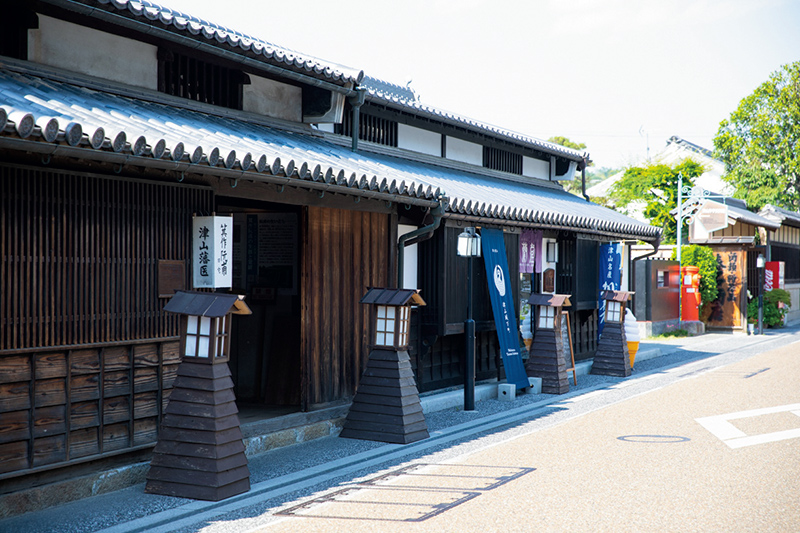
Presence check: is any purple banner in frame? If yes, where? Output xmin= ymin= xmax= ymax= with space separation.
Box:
xmin=519 ymin=229 xmax=535 ymax=273
xmin=519 ymin=229 xmax=543 ymax=274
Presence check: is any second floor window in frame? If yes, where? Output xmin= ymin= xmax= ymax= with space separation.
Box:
xmin=158 ymin=49 xmax=247 ymax=110
xmin=483 ymin=146 xmax=523 ymax=175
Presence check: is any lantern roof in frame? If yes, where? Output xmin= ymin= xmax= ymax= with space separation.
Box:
xmin=601 ymin=290 xmax=634 ymax=302
xmin=528 ymin=293 xmax=572 ymax=307
xmin=360 ymin=288 xmax=426 ymax=307
xmin=164 ymin=290 xmax=252 ymax=317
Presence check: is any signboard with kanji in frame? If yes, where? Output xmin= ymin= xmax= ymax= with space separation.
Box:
xmin=192 ymin=215 xmax=233 ymax=288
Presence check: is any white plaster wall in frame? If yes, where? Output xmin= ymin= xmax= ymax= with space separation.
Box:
xmin=523 ymin=156 xmax=549 ymax=180
xmin=445 ymin=136 xmax=483 ymax=166
xmin=398 ymin=224 xmax=419 ymax=290
xmin=28 ymin=16 xmax=158 ymax=90
xmin=397 ymin=124 xmax=441 ymax=157
xmin=784 ymin=282 xmax=800 ymax=325
xmin=243 ymin=75 xmax=302 ymax=122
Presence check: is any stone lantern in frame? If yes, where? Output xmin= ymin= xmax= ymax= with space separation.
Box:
xmin=340 ymin=287 xmax=429 ymax=444
xmin=525 ymin=293 xmax=572 ymax=394
xmin=591 ymin=290 xmax=634 ymax=377
xmin=145 ymin=290 xmax=252 ymax=501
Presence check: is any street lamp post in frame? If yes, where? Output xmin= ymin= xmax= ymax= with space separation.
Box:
xmin=757 ymin=254 xmax=765 ymax=335
xmin=457 ymin=227 xmax=481 ymax=411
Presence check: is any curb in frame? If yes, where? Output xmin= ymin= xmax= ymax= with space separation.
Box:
xmin=0 ymin=347 xmax=666 ymax=519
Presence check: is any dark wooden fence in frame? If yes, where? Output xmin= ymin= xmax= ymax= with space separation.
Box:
xmin=0 ymin=165 xmax=212 ymax=478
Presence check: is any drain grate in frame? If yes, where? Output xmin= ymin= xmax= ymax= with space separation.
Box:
xmin=275 ymin=463 xmax=535 ymax=522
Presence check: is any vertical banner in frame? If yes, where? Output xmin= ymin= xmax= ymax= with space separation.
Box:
xmin=519 ymin=229 xmax=537 ymax=274
xmin=193 ymin=215 xmax=233 ymax=289
xmin=481 ymin=228 xmax=529 ymax=390
xmin=598 ymin=243 xmax=622 ymax=338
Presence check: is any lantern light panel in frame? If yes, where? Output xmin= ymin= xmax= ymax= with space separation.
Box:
xmin=606 ymin=301 xmax=622 ymax=323
xmin=538 ymin=305 xmax=556 ymax=329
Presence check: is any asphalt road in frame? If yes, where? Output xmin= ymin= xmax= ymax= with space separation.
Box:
xmin=251 ymin=340 xmax=800 ymax=532
xmin=3 ymin=328 xmax=799 ymax=532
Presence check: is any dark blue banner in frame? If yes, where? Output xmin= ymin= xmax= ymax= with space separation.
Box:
xmin=481 ymin=228 xmax=529 ymax=390
xmin=598 ymin=242 xmax=622 ymax=337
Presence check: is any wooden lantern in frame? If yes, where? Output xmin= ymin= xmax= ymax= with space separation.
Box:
xmin=340 ymin=288 xmax=429 ymax=444
xmin=591 ymin=290 xmax=634 ymax=377
xmin=146 ymin=290 xmax=253 ymax=501
xmin=361 ymin=287 xmax=425 ymax=350
xmin=169 ymin=292 xmax=250 ymax=363
xmin=525 ymin=293 xmax=572 ymax=394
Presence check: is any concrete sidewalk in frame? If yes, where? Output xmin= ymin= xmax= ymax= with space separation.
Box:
xmin=2 ymin=326 xmax=797 ymax=524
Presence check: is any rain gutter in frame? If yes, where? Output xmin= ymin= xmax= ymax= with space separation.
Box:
xmin=397 ymin=201 xmax=445 ymax=287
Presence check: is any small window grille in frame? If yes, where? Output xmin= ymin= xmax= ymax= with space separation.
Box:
xmin=375 ymin=305 xmax=396 ymax=346
xmin=335 ymin=110 xmax=398 ymax=147
xmin=397 ymin=305 xmax=410 ymax=347
xmin=185 ymin=316 xmax=212 ymax=357
xmin=158 ymin=49 xmax=246 ymax=110
xmin=538 ymin=306 xmax=556 ymax=329
xmin=483 ymin=146 xmax=523 ymax=175
xmin=606 ymin=301 xmax=621 ymax=323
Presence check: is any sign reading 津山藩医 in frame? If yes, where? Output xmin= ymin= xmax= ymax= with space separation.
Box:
xmin=193 ymin=215 xmax=233 ymax=289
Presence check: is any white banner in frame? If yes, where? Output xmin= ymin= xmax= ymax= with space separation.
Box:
xmin=192 ymin=215 xmax=233 ymax=288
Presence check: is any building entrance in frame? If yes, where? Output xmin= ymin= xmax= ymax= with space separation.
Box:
xmin=218 ymin=198 xmax=302 ymax=416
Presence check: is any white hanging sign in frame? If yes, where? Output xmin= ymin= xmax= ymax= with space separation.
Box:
xmin=192 ymin=215 xmax=233 ymax=288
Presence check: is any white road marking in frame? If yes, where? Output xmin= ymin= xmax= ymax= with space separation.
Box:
xmin=696 ymin=403 xmax=800 ymax=449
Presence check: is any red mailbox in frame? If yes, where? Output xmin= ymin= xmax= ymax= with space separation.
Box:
xmin=681 ymin=266 xmax=701 ymax=321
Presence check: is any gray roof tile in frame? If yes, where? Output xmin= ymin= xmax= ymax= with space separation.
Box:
xmin=0 ymin=68 xmax=660 ymax=241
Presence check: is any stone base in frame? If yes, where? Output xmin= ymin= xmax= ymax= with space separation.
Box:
xmin=638 ymin=319 xmax=705 ymax=338
xmin=340 ymin=348 xmax=429 ymax=444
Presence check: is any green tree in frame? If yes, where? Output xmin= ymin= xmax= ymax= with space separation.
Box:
xmin=671 ymin=245 xmax=720 ymax=314
xmin=713 ymin=61 xmax=800 ymax=211
xmin=747 ymin=289 xmax=791 ymax=328
xmin=609 ymin=159 xmax=705 ymax=243
xmin=547 ymin=136 xmax=586 ymax=152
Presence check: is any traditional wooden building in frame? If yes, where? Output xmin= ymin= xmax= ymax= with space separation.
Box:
xmin=0 ymin=0 xmax=660 ymax=489
xmin=686 ymin=196 xmax=780 ymax=330
xmin=758 ymin=204 xmax=800 ymax=326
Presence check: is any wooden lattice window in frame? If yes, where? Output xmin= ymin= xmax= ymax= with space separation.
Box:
xmin=483 ymin=146 xmax=522 ymax=175
xmin=335 ymin=110 xmax=398 ymax=147
xmin=0 ymin=166 xmax=214 ymax=351
xmin=158 ymin=49 xmax=247 ymax=110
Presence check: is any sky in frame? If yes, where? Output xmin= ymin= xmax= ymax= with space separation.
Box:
xmin=157 ymin=0 xmax=799 ymax=170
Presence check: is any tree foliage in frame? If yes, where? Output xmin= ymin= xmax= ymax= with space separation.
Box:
xmin=548 ymin=136 xmax=591 ymax=196
xmin=609 ymin=159 xmax=705 ymax=243
xmin=547 ymin=136 xmax=586 ymax=152
xmin=747 ymin=289 xmax=792 ymax=328
xmin=713 ymin=61 xmax=800 ymax=211
xmin=670 ymin=245 xmax=720 ymax=313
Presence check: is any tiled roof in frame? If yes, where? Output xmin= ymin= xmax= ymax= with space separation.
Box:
xmin=759 ymin=204 xmax=800 ymax=228
xmin=51 ymin=1 xmax=582 ymax=161
xmin=360 ymin=76 xmax=586 ymax=162
xmin=56 ymin=0 xmax=364 ymax=86
xmin=0 ymin=67 xmax=660 ymax=241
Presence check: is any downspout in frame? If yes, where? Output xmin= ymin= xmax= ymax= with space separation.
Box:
xmin=581 ymin=155 xmax=590 ymax=201
xmin=397 ymin=201 xmax=446 ymax=288
xmin=350 ymin=88 xmax=366 ymax=152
